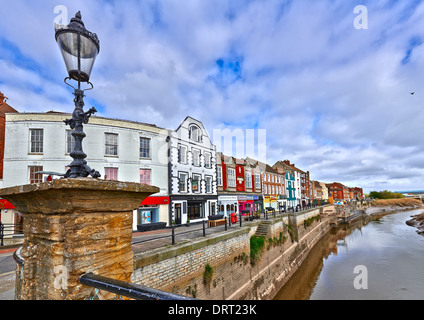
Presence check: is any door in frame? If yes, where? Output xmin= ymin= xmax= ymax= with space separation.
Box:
xmin=175 ymin=203 xmax=182 ymax=224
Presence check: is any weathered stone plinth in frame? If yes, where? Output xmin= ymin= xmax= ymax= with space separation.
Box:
xmin=0 ymin=178 xmax=159 ymax=300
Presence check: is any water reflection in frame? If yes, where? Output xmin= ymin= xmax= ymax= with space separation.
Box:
xmin=274 ymin=210 xmax=424 ymax=300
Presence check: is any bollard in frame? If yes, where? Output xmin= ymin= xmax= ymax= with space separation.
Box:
xmin=239 ymin=213 xmax=242 ymax=227
xmin=225 ymin=217 xmax=227 ymax=231
xmin=202 ymin=220 xmax=206 ymax=237
xmin=171 ymin=225 xmax=175 ymax=245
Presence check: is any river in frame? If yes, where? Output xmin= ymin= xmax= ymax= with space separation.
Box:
xmin=274 ymin=209 xmax=424 ymax=300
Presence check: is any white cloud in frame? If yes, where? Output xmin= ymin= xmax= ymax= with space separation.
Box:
xmin=2 ymin=0 xmax=424 ymax=192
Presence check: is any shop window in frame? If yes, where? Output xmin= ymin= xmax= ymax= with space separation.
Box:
xmin=187 ymin=201 xmax=204 ymax=220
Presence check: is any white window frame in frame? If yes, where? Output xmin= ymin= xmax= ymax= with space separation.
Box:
xmin=204 ymin=152 xmax=211 ymax=168
xmin=178 ymin=172 xmax=188 ymax=193
xmin=255 ymin=174 xmax=261 ymax=190
xmin=139 ymin=137 xmax=151 ymax=159
xmin=205 ymin=175 xmax=212 ymax=193
xmin=245 ymin=171 xmax=252 ymax=189
xmin=192 ymin=174 xmax=201 ymax=193
xmin=105 ymin=167 xmax=118 ymax=181
xmin=192 ymin=148 xmax=200 ymax=167
xmin=105 ymin=133 xmax=118 ymax=156
xmin=29 ymin=129 xmax=43 ymax=154
xmin=178 ymin=144 xmax=187 ymax=164
xmin=217 ymin=166 xmax=223 ymax=186
xmin=228 ymin=168 xmax=236 ymax=187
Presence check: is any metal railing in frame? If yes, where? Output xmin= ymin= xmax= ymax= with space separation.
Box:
xmin=79 ymin=273 xmax=196 ymax=300
xmin=0 ymin=223 xmax=24 ymax=246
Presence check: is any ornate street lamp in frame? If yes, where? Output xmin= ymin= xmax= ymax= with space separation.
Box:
xmin=55 ymin=11 xmax=101 ymax=178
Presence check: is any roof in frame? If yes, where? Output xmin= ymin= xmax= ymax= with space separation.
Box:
xmin=0 ymin=91 xmax=19 ymax=117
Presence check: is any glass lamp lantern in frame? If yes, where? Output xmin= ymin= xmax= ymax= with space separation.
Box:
xmin=55 ymin=11 xmax=99 ymax=84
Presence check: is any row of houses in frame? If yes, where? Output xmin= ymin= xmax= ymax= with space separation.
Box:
xmin=0 ymin=91 xmax=363 ymax=233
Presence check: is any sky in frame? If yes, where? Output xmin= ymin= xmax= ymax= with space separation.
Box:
xmin=1 ymin=0 xmax=424 ymax=193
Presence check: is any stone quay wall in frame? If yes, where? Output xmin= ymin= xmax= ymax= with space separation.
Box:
xmin=132 ymin=207 xmax=330 ymax=300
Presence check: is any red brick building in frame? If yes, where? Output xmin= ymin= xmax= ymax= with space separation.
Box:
xmin=326 ymin=182 xmax=350 ymax=201
xmin=0 ymin=92 xmax=18 ymax=179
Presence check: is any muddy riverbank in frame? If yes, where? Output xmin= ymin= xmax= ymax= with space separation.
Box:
xmin=406 ymin=212 xmax=424 ymax=236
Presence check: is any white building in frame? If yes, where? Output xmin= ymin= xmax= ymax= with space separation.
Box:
xmin=1 ymin=112 xmax=169 ymax=231
xmin=168 ymin=116 xmax=218 ymax=225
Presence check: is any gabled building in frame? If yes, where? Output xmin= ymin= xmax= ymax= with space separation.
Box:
xmin=217 ymin=154 xmax=263 ymax=217
xmin=168 ymin=116 xmax=218 ymax=225
xmin=311 ymin=180 xmax=323 ymax=204
xmin=326 ymin=182 xmax=349 ymax=201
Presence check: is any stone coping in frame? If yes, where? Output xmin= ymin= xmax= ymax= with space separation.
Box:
xmin=0 ymin=178 xmax=159 ymax=196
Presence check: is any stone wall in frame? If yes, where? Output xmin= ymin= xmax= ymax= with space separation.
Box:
xmin=132 ymin=210 xmax=331 ymax=300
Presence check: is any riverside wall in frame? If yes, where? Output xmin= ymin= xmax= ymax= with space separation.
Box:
xmin=131 ymin=207 xmax=331 ymax=300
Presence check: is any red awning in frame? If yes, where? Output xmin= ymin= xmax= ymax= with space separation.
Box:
xmin=140 ymin=196 xmax=169 ymax=206
xmin=0 ymin=199 xmax=15 ymax=209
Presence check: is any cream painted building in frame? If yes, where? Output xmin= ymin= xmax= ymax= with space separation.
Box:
xmin=319 ymin=182 xmax=329 ymax=201
xmin=1 ymin=112 xmax=169 ymax=230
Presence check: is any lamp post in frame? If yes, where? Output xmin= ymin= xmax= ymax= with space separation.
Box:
xmin=55 ymin=11 xmax=100 ymax=178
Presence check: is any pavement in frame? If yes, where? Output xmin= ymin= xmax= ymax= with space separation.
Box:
xmin=0 ymin=207 xmax=332 ymax=299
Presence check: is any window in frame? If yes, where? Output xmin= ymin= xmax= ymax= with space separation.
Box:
xmin=29 ymin=166 xmax=43 ymax=184
xmin=66 ymin=130 xmax=75 ymax=154
xmin=205 ymin=176 xmax=212 ymax=193
xmin=217 ymin=167 xmax=223 ymax=186
xmin=187 ymin=201 xmax=204 ymax=220
xmin=179 ymin=172 xmax=188 ymax=192
xmin=245 ymin=172 xmax=252 ymax=188
xmin=228 ymin=168 xmax=236 ymax=187
xmin=105 ymin=133 xmax=118 ymax=156
xmin=192 ymin=149 xmax=200 ymax=166
xmin=140 ymin=137 xmax=151 ymax=158
xmin=192 ymin=174 xmax=201 ymax=193
xmin=140 ymin=169 xmax=151 ymax=185
xmin=204 ymin=152 xmax=211 ymax=168
xmin=255 ymin=174 xmax=261 ymax=190
xmin=189 ymin=125 xmax=201 ymax=142
xmin=178 ymin=145 xmax=187 ymax=164
xmin=105 ymin=167 xmax=118 ymax=181
xmin=30 ymin=129 xmax=43 ymax=153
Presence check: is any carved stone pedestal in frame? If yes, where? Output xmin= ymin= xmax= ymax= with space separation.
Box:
xmin=0 ymin=178 xmax=158 ymax=300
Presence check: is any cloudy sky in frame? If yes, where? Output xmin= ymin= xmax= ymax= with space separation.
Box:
xmin=1 ymin=0 xmax=424 ymax=193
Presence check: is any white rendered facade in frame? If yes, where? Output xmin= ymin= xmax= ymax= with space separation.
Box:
xmin=168 ymin=116 xmax=218 ymax=225
xmin=1 ymin=112 xmax=169 ymax=230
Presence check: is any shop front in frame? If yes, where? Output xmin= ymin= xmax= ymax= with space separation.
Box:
xmin=136 ymin=196 xmax=169 ymax=231
xmin=264 ymin=196 xmax=278 ymax=209
xmin=170 ymin=195 xmax=218 ymax=225
xmin=218 ymin=195 xmax=238 ymax=218
xmin=238 ymin=195 xmax=259 ymax=215
xmin=254 ymin=196 xmax=264 ymax=216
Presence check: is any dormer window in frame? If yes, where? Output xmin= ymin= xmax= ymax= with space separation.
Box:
xmin=189 ymin=125 xmax=202 ymax=142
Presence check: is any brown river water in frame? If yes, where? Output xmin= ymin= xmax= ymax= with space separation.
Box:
xmin=274 ymin=209 xmax=424 ymax=300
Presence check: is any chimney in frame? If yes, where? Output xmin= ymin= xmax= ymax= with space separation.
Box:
xmin=0 ymin=91 xmax=5 ymax=103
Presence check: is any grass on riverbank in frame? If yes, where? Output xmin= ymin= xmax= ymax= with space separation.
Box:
xmin=370 ymin=198 xmax=423 ymax=207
